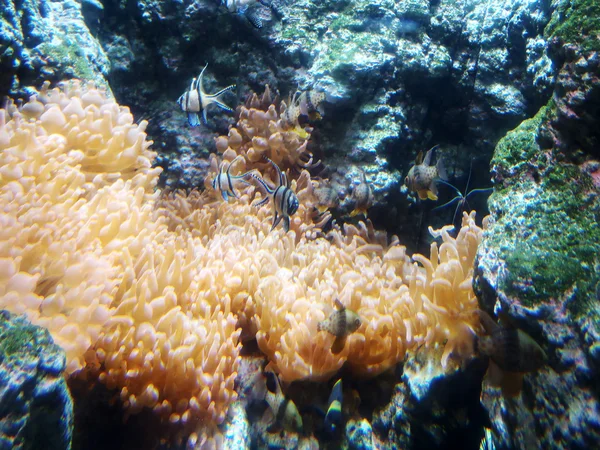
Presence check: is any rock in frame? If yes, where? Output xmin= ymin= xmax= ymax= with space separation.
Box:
xmin=0 ymin=0 xmax=109 ymax=98
xmin=474 ymin=0 xmax=600 ymax=448
xmin=0 ymin=310 xmax=73 ymax=450
xmin=371 ymin=356 xmax=488 ymax=449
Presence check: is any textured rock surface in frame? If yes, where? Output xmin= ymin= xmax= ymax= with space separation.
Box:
xmin=74 ymin=0 xmax=558 ymax=251
xmin=474 ymin=0 xmax=600 ymax=448
xmin=0 ymin=0 xmax=109 ymax=97
xmin=0 ymin=311 xmax=73 ymax=450
xmin=370 ymin=357 xmax=488 ymax=450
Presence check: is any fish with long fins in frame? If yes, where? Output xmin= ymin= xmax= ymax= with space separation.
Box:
xmin=318 ymin=299 xmax=362 ymax=354
xmin=476 ymin=309 xmax=547 ymax=397
xmin=212 ymin=155 xmax=257 ymax=201
xmin=404 ymin=144 xmax=447 ymax=201
xmin=245 ymin=158 xmax=299 ymax=232
xmin=349 ymin=171 xmax=372 ymax=217
xmin=177 ymin=63 xmax=236 ymax=127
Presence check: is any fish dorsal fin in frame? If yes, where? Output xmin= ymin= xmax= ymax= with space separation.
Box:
xmin=423 ymin=144 xmax=439 ymax=166
xmin=477 ymin=309 xmax=500 ymax=335
xmin=197 ymin=63 xmax=209 ymax=96
xmin=415 ymin=150 xmax=424 ymax=165
xmin=334 ymin=298 xmax=345 ymax=311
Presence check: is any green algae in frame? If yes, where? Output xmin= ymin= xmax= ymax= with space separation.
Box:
xmin=485 ymin=0 xmax=600 ymax=316
xmin=491 ymin=105 xmax=550 ymax=172
xmin=488 ymin=113 xmax=600 ymax=315
xmin=545 ymin=0 xmax=600 ymax=52
xmin=38 ymin=37 xmax=96 ymax=81
xmin=0 ymin=313 xmax=38 ymax=360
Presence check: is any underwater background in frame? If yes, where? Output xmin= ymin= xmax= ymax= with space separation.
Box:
xmin=0 ymin=0 xmax=599 ymax=449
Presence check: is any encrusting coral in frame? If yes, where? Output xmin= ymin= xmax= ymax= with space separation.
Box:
xmin=0 ymin=81 xmax=484 ymax=445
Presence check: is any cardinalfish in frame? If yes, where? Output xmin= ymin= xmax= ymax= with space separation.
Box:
xmin=212 ymin=155 xmax=257 ymax=201
xmin=246 ymin=158 xmax=299 ymax=232
xmin=349 ymin=171 xmax=372 ymax=217
xmin=404 ymin=145 xmax=447 ymax=200
xmin=222 ymin=0 xmax=277 ymax=28
xmin=476 ymin=309 xmax=547 ymax=397
xmin=281 ymin=89 xmax=326 ymax=136
xmin=263 ymin=371 xmax=303 ymax=433
xmin=177 ymin=64 xmax=236 ymax=127
xmin=318 ymin=299 xmax=362 ymax=354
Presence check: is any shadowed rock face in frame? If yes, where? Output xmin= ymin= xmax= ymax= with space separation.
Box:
xmin=0 ymin=311 xmax=73 ymax=450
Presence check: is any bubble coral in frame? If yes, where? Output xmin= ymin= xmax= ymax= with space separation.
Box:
xmin=0 ymin=81 xmax=485 ymax=445
xmin=215 ymin=86 xmax=317 ymax=172
xmin=0 ymin=81 xmax=241 ymax=440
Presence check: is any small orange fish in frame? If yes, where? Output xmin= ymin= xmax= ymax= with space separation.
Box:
xmin=476 ymin=310 xmax=547 ymax=397
xmin=404 ymin=145 xmax=446 ymax=201
xmin=318 ymin=299 xmax=362 ymax=354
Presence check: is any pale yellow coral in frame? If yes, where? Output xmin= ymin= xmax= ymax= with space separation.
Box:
xmin=0 ymin=83 xmax=241 ymax=437
xmin=0 ymin=82 xmax=485 ymax=446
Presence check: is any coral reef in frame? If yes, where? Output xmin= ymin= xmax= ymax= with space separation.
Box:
xmin=0 ymin=310 xmax=73 ymax=450
xmin=0 ymin=82 xmax=486 ymax=446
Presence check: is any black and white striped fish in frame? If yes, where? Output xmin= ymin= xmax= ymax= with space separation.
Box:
xmin=212 ymin=155 xmax=254 ymax=201
xmin=177 ymin=64 xmax=236 ymax=127
xmin=247 ymin=159 xmax=299 ymax=232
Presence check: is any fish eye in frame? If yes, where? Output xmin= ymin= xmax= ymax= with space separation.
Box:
xmin=354 ymin=318 xmax=361 ymax=327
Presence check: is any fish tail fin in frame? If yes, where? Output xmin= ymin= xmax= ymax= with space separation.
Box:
xmin=209 ymin=84 xmax=237 ymax=99
xmin=205 ymin=85 xmax=236 ymax=114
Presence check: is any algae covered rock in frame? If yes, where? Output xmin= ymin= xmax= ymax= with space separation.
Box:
xmin=474 ymin=0 xmax=600 ymax=448
xmin=0 ymin=311 xmax=73 ymax=450
xmin=0 ymin=0 xmax=109 ymax=98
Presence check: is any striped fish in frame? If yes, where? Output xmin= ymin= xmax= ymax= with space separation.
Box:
xmin=212 ymin=155 xmax=253 ymax=201
xmin=177 ymin=63 xmax=236 ymax=127
xmin=247 ymin=158 xmax=299 ymax=232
